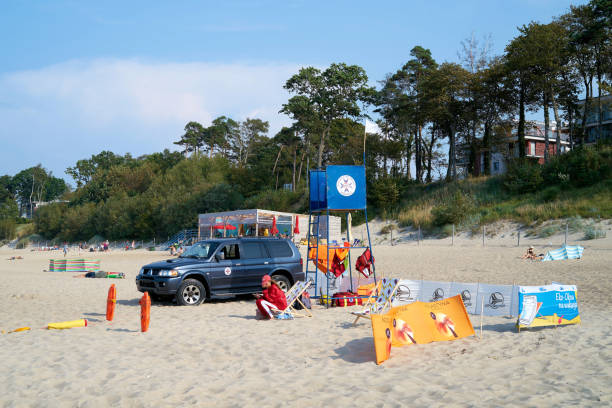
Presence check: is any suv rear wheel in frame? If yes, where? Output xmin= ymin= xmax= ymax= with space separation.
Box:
xmin=272 ymin=274 xmax=291 ymax=293
xmin=176 ymin=279 xmax=206 ymax=306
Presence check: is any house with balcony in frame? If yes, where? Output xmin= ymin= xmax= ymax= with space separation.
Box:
xmin=472 ymin=121 xmax=570 ymax=176
xmin=577 ymin=94 xmax=612 ymax=144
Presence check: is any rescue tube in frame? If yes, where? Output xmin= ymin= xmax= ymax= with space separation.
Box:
xmin=11 ymin=327 xmax=31 ymax=333
xmin=2 ymin=327 xmax=31 ymax=334
xmin=106 ymin=284 xmax=117 ymax=321
xmin=140 ymin=292 xmax=151 ymax=332
xmin=47 ymin=319 xmax=88 ymax=330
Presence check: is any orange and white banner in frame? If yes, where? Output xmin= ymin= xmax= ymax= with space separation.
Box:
xmin=371 ymin=295 xmax=475 ymax=364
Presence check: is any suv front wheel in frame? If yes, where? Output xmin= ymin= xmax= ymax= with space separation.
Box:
xmin=177 ymin=279 xmax=206 ymax=306
xmin=272 ymin=274 xmax=291 ymax=293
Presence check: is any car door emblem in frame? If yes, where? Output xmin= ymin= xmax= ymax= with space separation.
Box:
xmin=224 ymin=267 xmax=232 ymax=276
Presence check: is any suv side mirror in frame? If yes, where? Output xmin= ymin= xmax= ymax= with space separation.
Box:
xmin=215 ymin=252 xmax=225 ymax=262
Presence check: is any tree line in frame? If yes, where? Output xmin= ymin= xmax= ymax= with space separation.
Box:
xmin=1 ymin=0 xmax=609 ymax=243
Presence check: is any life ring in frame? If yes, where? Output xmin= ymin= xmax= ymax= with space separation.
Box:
xmin=106 ymin=284 xmax=116 ymax=321
xmin=140 ymin=292 xmax=151 ymax=332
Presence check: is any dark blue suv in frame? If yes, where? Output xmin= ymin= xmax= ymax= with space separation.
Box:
xmin=136 ymin=238 xmax=304 ymax=306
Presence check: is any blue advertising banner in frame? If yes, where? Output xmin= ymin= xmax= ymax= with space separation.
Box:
xmin=325 ymin=165 xmax=367 ymax=210
xmin=517 ymin=284 xmax=580 ymax=330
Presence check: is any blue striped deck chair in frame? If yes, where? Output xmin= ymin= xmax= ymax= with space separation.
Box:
xmin=271 ymin=280 xmax=312 ymax=318
xmin=351 ymin=278 xmax=400 ymax=326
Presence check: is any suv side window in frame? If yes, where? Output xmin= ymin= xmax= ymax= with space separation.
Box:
xmin=221 ymin=244 xmax=240 ymax=260
xmin=241 ymin=242 xmax=267 ymax=259
xmin=264 ymin=241 xmax=293 ymax=258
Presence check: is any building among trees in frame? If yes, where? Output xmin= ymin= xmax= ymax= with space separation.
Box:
xmin=471 ymin=121 xmax=570 ymax=176
xmin=578 ymin=94 xmax=612 ymax=144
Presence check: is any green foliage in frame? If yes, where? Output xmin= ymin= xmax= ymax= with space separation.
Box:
xmin=431 ymin=191 xmax=476 ymax=226
xmin=15 ymin=236 xmax=30 ymax=249
xmin=542 ymin=145 xmax=611 ymax=187
xmin=244 ymin=189 xmax=307 ymax=214
xmin=369 ymin=177 xmax=400 ymax=210
xmin=504 ymin=159 xmax=543 ymax=193
xmin=0 ymin=199 xmax=18 ymax=220
xmin=380 ymin=223 xmax=398 ymax=234
xmin=0 ymin=219 xmax=16 ymax=240
xmin=584 ymin=226 xmax=606 ymax=240
xmin=540 ymin=186 xmax=562 ymax=201
xmin=538 ymin=224 xmax=560 ymax=238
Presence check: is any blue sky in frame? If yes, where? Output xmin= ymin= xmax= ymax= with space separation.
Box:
xmin=0 ymin=0 xmax=586 ymax=183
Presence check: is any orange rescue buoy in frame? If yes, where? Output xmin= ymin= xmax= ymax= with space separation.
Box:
xmin=106 ymin=284 xmax=116 ymax=321
xmin=140 ymin=292 xmax=151 ymax=332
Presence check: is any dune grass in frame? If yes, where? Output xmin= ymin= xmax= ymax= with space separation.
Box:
xmin=390 ymin=176 xmax=612 ymax=233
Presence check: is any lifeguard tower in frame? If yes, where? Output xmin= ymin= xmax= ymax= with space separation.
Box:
xmin=305 ymin=164 xmax=377 ymax=305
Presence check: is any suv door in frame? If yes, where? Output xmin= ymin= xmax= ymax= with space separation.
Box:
xmin=240 ymin=241 xmax=273 ymax=292
xmin=211 ymin=243 xmax=246 ymax=294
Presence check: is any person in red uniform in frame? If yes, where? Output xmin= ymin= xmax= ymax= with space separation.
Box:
xmin=255 ymin=275 xmax=287 ymax=319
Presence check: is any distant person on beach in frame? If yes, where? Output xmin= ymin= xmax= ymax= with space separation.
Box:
xmin=521 ymin=246 xmax=543 ymax=260
xmin=103 ymin=241 xmax=109 ymax=252
xmin=63 ymin=243 xmax=68 ymax=257
xmin=254 ymin=275 xmax=287 ymax=319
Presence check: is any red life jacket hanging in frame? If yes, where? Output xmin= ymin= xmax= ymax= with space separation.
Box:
xmin=356 ymin=248 xmax=374 ymax=278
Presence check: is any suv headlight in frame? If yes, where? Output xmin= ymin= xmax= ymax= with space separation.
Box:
xmin=159 ymin=269 xmax=179 ymax=277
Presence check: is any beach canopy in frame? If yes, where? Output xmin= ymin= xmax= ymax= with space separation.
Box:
xmin=542 ymin=245 xmax=584 ymax=261
xmin=213 ymin=224 xmax=236 ymax=230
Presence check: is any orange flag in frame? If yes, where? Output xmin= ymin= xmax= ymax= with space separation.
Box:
xmin=371 ymin=295 xmax=475 ymax=364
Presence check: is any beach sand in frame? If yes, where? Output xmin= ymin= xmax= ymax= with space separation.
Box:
xmin=1 ymin=230 xmax=611 ymax=407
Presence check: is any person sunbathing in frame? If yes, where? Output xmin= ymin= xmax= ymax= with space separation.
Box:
xmin=7 ymin=256 xmax=24 ymax=260
xmin=254 ymin=275 xmax=287 ymax=319
xmin=521 ymin=246 xmax=543 ymax=260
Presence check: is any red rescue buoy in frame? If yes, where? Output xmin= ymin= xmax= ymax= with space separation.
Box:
xmin=140 ymin=292 xmax=151 ymax=332
xmin=106 ymin=284 xmax=116 ymax=321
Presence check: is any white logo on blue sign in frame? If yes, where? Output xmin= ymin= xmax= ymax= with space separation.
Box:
xmin=336 ymin=175 xmax=356 ymax=197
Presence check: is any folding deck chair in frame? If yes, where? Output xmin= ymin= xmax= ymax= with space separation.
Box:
xmin=271 ymin=280 xmax=313 ymax=318
xmin=351 ymin=278 xmax=400 ymax=326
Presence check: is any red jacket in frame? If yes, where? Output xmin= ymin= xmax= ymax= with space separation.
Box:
xmin=263 ymin=284 xmax=287 ymax=310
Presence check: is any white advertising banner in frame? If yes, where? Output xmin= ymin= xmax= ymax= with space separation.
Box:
xmin=449 ymin=282 xmax=479 ymax=315
xmin=475 ymin=283 xmax=514 ymax=316
xmin=420 ymin=281 xmax=453 ymax=303
xmin=393 ymin=280 xmax=421 ymax=306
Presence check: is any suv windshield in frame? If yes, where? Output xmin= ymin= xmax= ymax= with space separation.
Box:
xmin=180 ymin=241 xmax=220 ymax=259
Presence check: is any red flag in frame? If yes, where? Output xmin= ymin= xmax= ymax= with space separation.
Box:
xmin=293 ymin=216 xmax=300 ymax=234
xmin=270 ymin=216 xmax=279 ymax=235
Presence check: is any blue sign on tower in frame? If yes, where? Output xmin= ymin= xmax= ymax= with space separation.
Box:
xmin=325 ymin=165 xmax=366 ymax=210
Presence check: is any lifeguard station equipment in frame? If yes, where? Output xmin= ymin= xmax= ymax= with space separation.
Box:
xmin=306 ymin=165 xmax=377 ymax=306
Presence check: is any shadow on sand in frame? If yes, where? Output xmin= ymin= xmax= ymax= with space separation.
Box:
xmin=333 ymin=337 xmax=375 ymax=364
xmin=228 ymin=314 xmax=258 ymax=320
xmin=82 ymin=312 xmax=105 ymax=317
xmin=117 ymin=298 xmax=141 ymax=306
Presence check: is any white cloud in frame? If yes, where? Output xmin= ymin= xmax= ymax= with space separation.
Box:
xmin=0 ymin=59 xmax=300 ymax=177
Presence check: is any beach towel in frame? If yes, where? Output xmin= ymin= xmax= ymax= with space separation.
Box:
xmin=542 ymin=245 xmax=584 ymax=261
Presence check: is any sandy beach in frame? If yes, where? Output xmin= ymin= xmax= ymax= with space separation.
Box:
xmin=1 ymin=229 xmax=611 ymax=407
